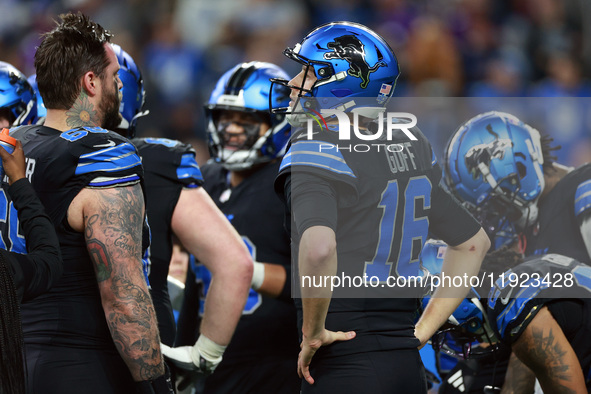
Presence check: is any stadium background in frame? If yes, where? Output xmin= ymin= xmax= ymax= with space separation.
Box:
xmin=1 ymin=0 xmax=589 ymax=165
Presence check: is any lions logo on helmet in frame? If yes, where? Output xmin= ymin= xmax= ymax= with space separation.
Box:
xmin=464 ymin=134 xmax=513 ymax=181
xmin=324 ymin=35 xmax=386 ymax=89
xmin=271 ymin=21 xmax=400 ymax=126
xmin=444 ymin=111 xmax=545 ymax=230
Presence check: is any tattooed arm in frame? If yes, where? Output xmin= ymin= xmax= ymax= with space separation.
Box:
xmin=68 ymin=184 xmax=165 ymax=381
xmin=501 ymin=352 xmax=536 ymax=394
xmin=510 ymin=306 xmax=586 ymax=394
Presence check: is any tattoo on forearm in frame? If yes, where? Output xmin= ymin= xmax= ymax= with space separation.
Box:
xmin=530 ymin=328 xmax=571 ymax=382
xmin=85 ymin=186 xmax=163 ymax=379
xmin=514 ymin=327 xmax=577 ymax=394
xmin=65 ymin=90 xmax=100 ymax=128
xmin=107 ymin=275 xmax=162 ymax=379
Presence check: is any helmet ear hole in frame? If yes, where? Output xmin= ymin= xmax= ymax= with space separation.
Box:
xmin=516 ymin=162 xmax=527 ymax=179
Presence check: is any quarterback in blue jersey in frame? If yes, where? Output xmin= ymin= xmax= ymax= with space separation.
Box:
xmin=13 ymin=13 xmax=173 ymax=394
xmin=177 ymin=61 xmax=299 ymax=393
xmin=421 ymin=241 xmax=591 ymax=393
xmin=273 ymin=21 xmax=490 ymax=393
xmin=111 ymin=44 xmax=253 ymax=382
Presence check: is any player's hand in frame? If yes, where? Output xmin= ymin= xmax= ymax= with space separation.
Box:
xmin=0 ymin=140 xmax=26 ymax=185
xmin=160 ymin=343 xmax=221 ymax=373
xmin=160 ymin=342 xmax=221 ymax=391
xmin=298 ymin=329 xmax=355 ymax=385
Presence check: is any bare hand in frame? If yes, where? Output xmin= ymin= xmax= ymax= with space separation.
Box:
xmin=0 ymin=140 xmax=25 ymax=185
xmin=298 ymin=329 xmax=355 ymax=385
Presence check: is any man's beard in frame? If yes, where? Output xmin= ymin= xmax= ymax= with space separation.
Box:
xmin=101 ymin=81 xmax=122 ymax=131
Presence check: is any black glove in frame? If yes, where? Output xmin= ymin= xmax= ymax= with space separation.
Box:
xmin=135 ymin=363 xmax=175 ymax=394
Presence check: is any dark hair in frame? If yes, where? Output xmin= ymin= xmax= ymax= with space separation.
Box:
xmin=0 ymin=252 xmax=25 ymax=394
xmin=540 ymin=133 xmax=560 ymax=174
xmin=34 ymin=12 xmax=113 ymax=110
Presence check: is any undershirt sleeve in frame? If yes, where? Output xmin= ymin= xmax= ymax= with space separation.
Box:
xmin=428 ymin=183 xmax=481 ymax=246
xmin=285 ymin=173 xmax=338 ymax=237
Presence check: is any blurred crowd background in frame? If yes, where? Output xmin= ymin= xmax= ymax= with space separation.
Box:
xmin=1 ymin=0 xmax=590 ymax=166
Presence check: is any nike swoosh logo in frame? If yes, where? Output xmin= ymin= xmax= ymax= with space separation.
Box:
xmin=295 ymin=130 xmax=318 ymax=140
xmin=500 ymin=287 xmax=514 ymax=305
xmin=94 ymin=140 xmax=116 ymax=148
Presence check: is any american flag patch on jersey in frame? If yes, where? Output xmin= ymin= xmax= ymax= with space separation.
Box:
xmin=380 ymin=83 xmax=392 ymax=95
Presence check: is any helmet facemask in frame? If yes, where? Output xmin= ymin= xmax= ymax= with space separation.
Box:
xmin=207 ymin=61 xmax=291 ymax=172
xmin=432 ymin=297 xmax=500 ymax=360
xmin=445 ymin=112 xmax=546 ymax=233
xmin=208 ymin=109 xmax=273 ymax=171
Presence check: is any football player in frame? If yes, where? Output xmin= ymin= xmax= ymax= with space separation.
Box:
xmin=273 ymin=21 xmax=490 ymax=393
xmin=13 ymin=13 xmax=172 ymax=393
xmin=421 ymin=241 xmax=591 ymax=393
xmin=110 ymin=44 xmax=253 ymax=380
xmin=445 ymin=111 xmax=591 ymax=264
xmin=0 ymin=62 xmax=36 ymax=128
xmin=176 ymin=61 xmax=300 ymax=393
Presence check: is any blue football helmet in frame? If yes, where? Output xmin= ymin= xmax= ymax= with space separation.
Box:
xmin=206 ymin=61 xmax=291 ymax=171
xmin=27 ymin=74 xmax=47 ymax=124
xmin=444 ymin=111 xmax=545 ymax=231
xmin=420 ymin=240 xmax=499 ymax=358
xmin=273 ymin=21 xmax=400 ymax=124
xmin=112 ymin=44 xmax=148 ymax=138
xmin=0 ymin=62 xmax=36 ymax=126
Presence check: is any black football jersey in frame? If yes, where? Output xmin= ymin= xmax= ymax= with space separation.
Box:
xmin=487 ymin=253 xmax=591 ymax=342
xmin=524 ymin=164 xmax=591 ymax=264
xmin=486 ymin=254 xmax=591 ymax=383
xmin=276 ymin=125 xmax=481 ymax=357
xmin=132 ymin=137 xmax=203 ymax=345
xmin=192 ymin=160 xmax=299 ymax=359
xmin=8 ymin=125 xmax=143 ymax=350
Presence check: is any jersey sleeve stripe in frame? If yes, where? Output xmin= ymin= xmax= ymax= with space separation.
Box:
xmin=573 ymin=265 xmax=591 ymax=291
xmin=76 ymin=146 xmax=142 ymax=175
xmin=87 ymin=175 xmax=141 ymax=187
xmin=495 ymin=285 xmax=542 ymax=339
xmin=177 ymin=153 xmax=203 ymax=182
xmin=280 ymin=141 xmax=356 ymax=177
xmin=575 ymin=181 xmax=591 ymax=216
xmin=79 ymin=142 xmax=136 ymax=160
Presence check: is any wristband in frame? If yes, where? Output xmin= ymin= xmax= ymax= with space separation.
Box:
xmin=135 ymin=363 xmax=174 ymax=394
xmin=251 ymin=261 xmax=265 ymax=290
xmin=191 ymin=334 xmax=225 ymax=373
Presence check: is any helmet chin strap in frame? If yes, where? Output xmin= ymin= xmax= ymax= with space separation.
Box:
xmin=117 ymin=109 xmax=150 ymax=131
xmin=13 ymin=100 xmax=34 ymax=126
xmin=469 ymin=297 xmax=498 ymax=345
